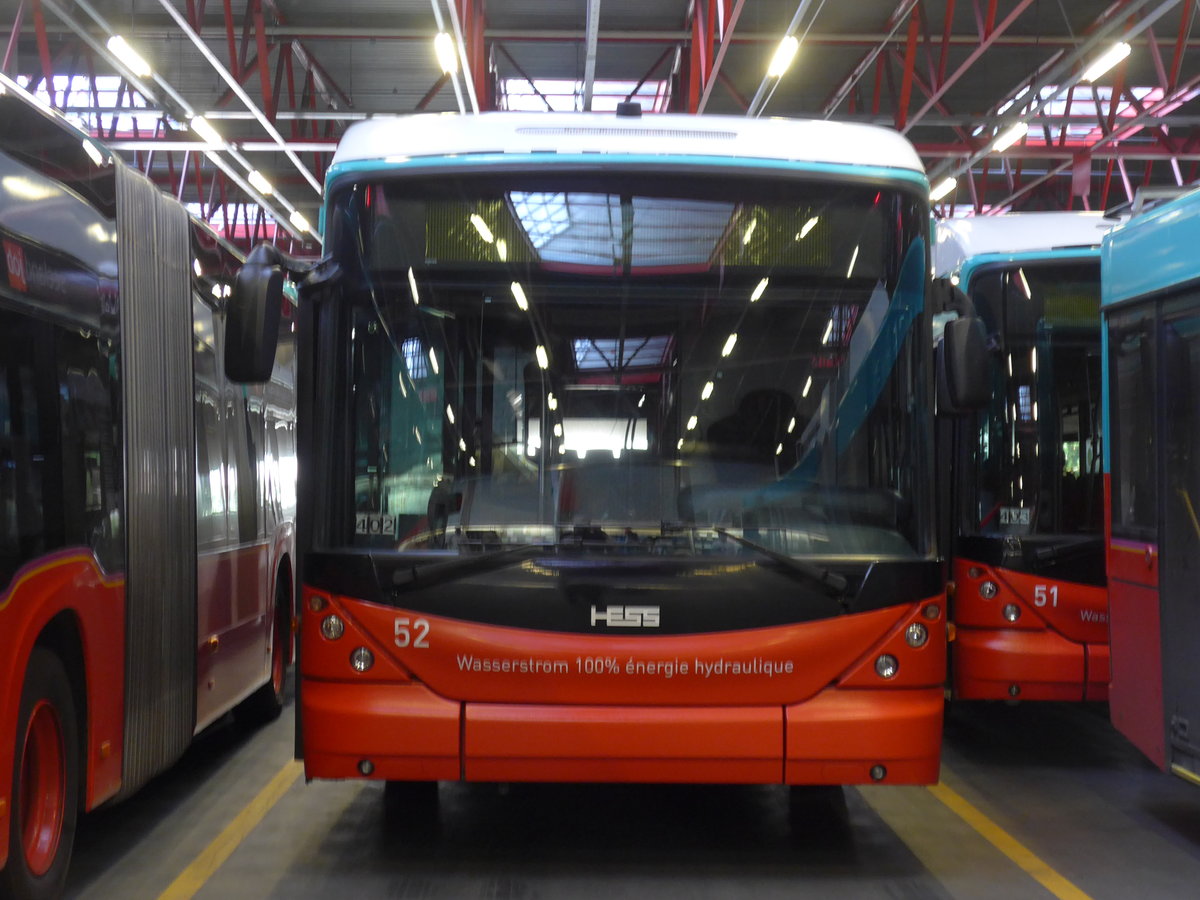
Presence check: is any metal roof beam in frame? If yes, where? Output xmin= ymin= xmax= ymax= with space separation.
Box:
xmin=581 ymin=0 xmax=601 ymax=110
xmin=154 ymin=0 xmax=322 ymax=196
xmin=697 ymin=0 xmax=744 ymax=114
xmin=902 ymin=0 xmax=1038 ymax=133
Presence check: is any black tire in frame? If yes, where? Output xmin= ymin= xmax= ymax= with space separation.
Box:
xmin=1 ymin=648 xmax=80 ymax=900
xmin=235 ymin=574 xmax=291 ymax=726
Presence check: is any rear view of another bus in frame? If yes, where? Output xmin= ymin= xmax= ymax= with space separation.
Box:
xmin=1103 ymin=190 xmax=1200 ymax=783
xmin=934 ymin=213 xmax=1112 ymax=702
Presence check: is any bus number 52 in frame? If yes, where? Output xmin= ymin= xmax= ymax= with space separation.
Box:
xmin=1033 ymin=585 xmax=1059 ymax=608
xmin=394 ymin=617 xmax=431 ymax=648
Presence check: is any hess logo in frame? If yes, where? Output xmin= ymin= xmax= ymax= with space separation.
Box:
xmin=590 ymin=605 xmax=661 ymax=628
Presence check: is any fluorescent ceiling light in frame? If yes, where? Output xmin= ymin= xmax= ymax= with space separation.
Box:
xmin=81 ymin=140 xmax=105 ymax=167
xmin=289 ymin=210 xmax=311 ymax=233
xmin=991 ymin=121 xmax=1029 ymax=153
xmin=930 ymin=176 xmax=957 ymax=202
xmin=190 ymin=115 xmax=224 ymax=148
xmin=721 ymin=333 xmax=738 ymax=357
xmin=686 ymin=415 xmax=698 ymax=431
xmin=470 ymin=213 xmax=494 ymax=243
xmin=750 ymin=277 xmax=769 ymax=302
xmin=797 ymin=216 xmax=818 ymax=240
xmin=407 ymin=267 xmax=420 ymax=305
xmin=535 ymin=345 xmax=549 ymax=369
xmin=802 ymin=375 xmax=813 ymax=398
xmin=1082 ymin=42 xmax=1131 ymax=83
xmin=247 ymin=169 xmax=273 ymax=196
xmin=107 ymin=35 xmax=153 ymax=78
xmin=434 ymin=32 xmax=458 ymax=74
xmin=511 ymin=281 xmax=529 ymax=311
xmin=742 ymin=218 xmax=757 ymax=245
xmin=767 ymin=35 xmax=800 ymax=78
xmin=701 ymin=381 xmax=714 ymax=401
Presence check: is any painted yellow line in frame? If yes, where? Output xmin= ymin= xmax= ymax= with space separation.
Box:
xmin=157 ymin=760 xmax=303 ymax=900
xmin=927 ymin=778 xmax=1094 ymax=900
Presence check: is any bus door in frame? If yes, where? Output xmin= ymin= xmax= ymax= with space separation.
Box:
xmin=1107 ymin=305 xmax=1161 ymax=766
xmin=1161 ymin=304 xmax=1200 ymax=779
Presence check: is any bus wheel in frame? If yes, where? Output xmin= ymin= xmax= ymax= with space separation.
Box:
xmin=235 ymin=576 xmax=291 ymax=726
xmin=2 ymin=649 xmax=79 ymax=900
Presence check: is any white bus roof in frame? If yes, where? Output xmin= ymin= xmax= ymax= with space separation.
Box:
xmin=934 ymin=211 xmax=1113 ymax=276
xmin=329 ymin=111 xmax=926 ymax=177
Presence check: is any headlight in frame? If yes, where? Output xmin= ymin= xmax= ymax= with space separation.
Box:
xmin=320 ymin=614 xmax=345 ymax=640
xmin=1002 ymin=604 xmax=1021 ymax=622
xmin=980 ymin=580 xmax=999 ymax=599
xmin=875 ymin=654 xmax=899 ymax=679
xmin=350 ymin=646 xmax=375 ymax=672
xmin=905 ymin=623 xmax=928 ymax=648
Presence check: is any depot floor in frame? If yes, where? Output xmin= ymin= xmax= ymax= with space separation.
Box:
xmin=64 ymin=691 xmax=1200 ymax=900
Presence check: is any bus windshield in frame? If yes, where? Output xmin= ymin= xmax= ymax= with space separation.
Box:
xmin=965 ymin=260 xmax=1102 ymax=538
xmin=331 ymin=169 xmax=929 ymax=561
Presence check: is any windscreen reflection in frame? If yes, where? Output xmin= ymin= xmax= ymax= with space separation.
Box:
xmin=340 ymin=171 xmax=928 ymax=559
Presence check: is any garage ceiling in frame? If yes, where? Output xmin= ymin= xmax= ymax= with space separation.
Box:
xmin=7 ymin=0 xmax=1199 ymax=253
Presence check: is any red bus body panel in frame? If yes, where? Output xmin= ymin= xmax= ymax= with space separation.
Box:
xmin=951 ymin=557 xmax=1108 ymax=701
xmin=1107 ymin=537 xmax=1164 ymax=768
xmin=300 ymin=587 xmax=945 ymax=785
xmin=0 ymin=552 xmax=126 ymax=870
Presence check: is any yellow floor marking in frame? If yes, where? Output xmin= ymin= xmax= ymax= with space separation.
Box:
xmin=926 ymin=777 xmax=1094 ymax=900
xmin=157 ymin=759 xmax=303 ymax=900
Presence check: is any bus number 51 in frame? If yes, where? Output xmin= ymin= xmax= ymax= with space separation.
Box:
xmin=1033 ymin=585 xmax=1059 ymax=608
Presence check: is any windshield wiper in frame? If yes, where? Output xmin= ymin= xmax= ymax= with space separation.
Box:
xmin=389 ymin=544 xmax=547 ymax=592
xmin=716 ymin=528 xmax=850 ymax=605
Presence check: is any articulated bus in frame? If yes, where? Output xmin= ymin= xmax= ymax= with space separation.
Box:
xmin=0 ymin=89 xmax=296 ymax=900
xmin=232 ymin=108 xmax=979 ymax=815
xmin=1102 ymin=188 xmax=1200 ymax=784
xmin=933 ymin=213 xmax=1111 ymax=702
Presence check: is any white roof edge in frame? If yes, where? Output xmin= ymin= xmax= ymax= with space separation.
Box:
xmin=329 ymin=111 xmax=926 ymax=176
xmin=933 ymin=212 xmax=1113 ymax=276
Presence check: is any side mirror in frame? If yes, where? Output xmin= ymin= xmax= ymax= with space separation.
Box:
xmin=226 ymin=242 xmax=284 ymax=383
xmin=937 ymin=316 xmax=990 ymax=414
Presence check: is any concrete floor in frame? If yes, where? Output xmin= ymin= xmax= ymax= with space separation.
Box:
xmin=64 ymin=693 xmax=1200 ymax=900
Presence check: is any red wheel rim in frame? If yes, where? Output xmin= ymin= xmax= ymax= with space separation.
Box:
xmin=19 ymin=699 xmax=66 ymax=877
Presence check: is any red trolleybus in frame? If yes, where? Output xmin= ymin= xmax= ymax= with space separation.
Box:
xmin=1102 ymin=188 xmax=1200 ymax=783
xmin=0 ymin=87 xmax=296 ymax=899
xmin=933 ymin=213 xmax=1112 ymax=702
xmin=232 ymin=109 xmax=980 ymax=813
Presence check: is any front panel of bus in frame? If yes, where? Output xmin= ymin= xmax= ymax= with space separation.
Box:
xmin=949 ymin=255 xmax=1107 ymax=701
xmin=297 ymin=159 xmax=945 ymax=786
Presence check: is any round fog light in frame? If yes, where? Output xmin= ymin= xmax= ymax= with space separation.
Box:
xmin=1002 ymin=603 xmax=1021 ymax=622
xmin=320 ymin=614 xmax=345 ymax=640
xmin=980 ymin=580 xmax=999 ymax=599
xmin=875 ymin=654 xmax=899 ymax=679
xmin=358 ymin=759 xmax=374 ymax=776
xmin=905 ymin=622 xmax=928 ymax=648
xmin=870 ymin=765 xmax=887 ymax=782
xmin=350 ymin=646 xmax=375 ymax=672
